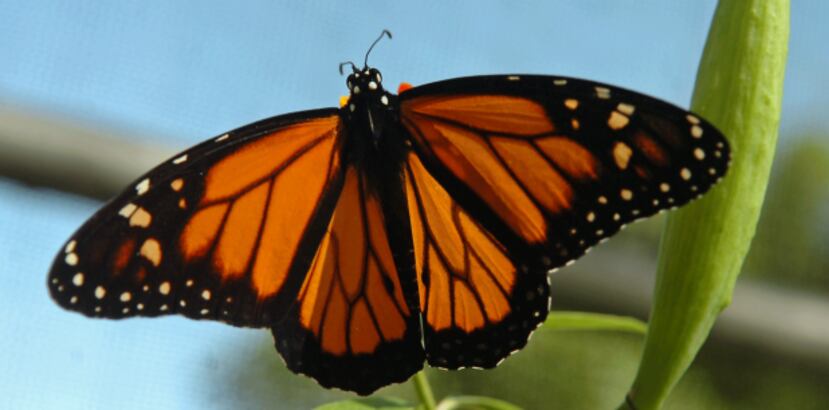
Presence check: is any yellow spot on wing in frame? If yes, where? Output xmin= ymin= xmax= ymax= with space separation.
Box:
xmin=140 ymin=238 xmax=162 ymax=267
xmin=129 ymin=207 xmax=152 ymax=228
xmin=170 ymin=178 xmax=184 ymax=191
xmin=613 ymin=142 xmax=633 ymax=170
xmin=608 ymin=111 xmax=630 ymax=130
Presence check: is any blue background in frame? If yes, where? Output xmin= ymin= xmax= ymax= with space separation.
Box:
xmin=0 ymin=1 xmax=824 ymax=409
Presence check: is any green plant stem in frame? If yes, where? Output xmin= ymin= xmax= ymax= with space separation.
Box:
xmin=412 ymin=371 xmax=437 ymax=410
xmin=622 ymin=1 xmax=789 ymax=409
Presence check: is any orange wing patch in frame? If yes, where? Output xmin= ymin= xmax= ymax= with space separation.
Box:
xmin=406 ymin=154 xmax=514 ymax=333
xmin=402 ymin=95 xmax=604 ymax=245
xmin=296 ymin=168 xmax=411 ymax=356
xmin=406 ymin=95 xmax=555 ymax=135
xmin=178 ymin=115 xmax=341 ymax=300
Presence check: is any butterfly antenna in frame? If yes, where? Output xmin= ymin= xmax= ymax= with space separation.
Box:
xmin=363 ymin=29 xmax=392 ymax=69
xmin=338 ymin=61 xmax=358 ymax=75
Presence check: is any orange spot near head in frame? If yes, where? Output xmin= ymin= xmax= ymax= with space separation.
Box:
xmin=339 ymin=95 xmax=349 ymax=108
xmin=397 ymin=82 xmax=413 ymax=94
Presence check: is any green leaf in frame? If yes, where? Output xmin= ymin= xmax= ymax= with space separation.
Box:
xmin=436 ymin=395 xmax=522 ymax=410
xmin=314 ymin=397 xmax=414 ymax=410
xmin=624 ymin=1 xmax=790 ymax=409
xmin=544 ymin=311 xmax=647 ymax=334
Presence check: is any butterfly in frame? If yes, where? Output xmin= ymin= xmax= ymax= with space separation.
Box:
xmin=48 ymin=31 xmax=729 ymax=395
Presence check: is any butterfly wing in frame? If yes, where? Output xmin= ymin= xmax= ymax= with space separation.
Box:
xmin=48 ymin=109 xmax=345 ymax=327
xmin=404 ymin=152 xmax=551 ymax=368
xmin=272 ymin=166 xmax=424 ymax=395
xmin=399 ymin=75 xmax=729 ymax=368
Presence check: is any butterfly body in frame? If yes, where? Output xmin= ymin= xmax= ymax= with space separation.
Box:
xmin=49 ymin=63 xmax=730 ymax=395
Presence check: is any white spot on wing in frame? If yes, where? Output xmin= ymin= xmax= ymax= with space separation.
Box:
xmin=135 ymin=178 xmax=150 ymax=196
xmin=72 ymin=272 xmax=84 ymax=287
xmin=65 ymin=253 xmax=78 ymax=266
xmin=617 ymin=103 xmax=635 ymax=115
xmin=691 ymin=125 xmax=703 ymax=138
xmin=172 ymin=154 xmax=188 ymax=164
xmin=595 ymin=86 xmax=611 ymax=99
xmin=95 ymin=286 xmax=106 ymax=299
xmin=119 ymin=203 xmax=137 ymax=218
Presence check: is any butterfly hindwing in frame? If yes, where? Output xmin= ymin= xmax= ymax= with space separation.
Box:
xmin=273 ymin=167 xmax=424 ymax=395
xmin=405 ymin=153 xmax=550 ymax=369
xmin=48 ymin=109 xmax=345 ymax=327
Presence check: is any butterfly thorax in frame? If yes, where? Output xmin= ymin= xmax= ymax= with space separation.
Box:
xmin=341 ymin=67 xmax=409 ymax=195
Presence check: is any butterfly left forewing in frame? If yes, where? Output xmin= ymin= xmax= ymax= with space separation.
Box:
xmin=48 ymin=110 xmax=345 ymax=327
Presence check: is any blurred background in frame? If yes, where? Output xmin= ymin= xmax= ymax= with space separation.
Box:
xmin=1 ymin=1 xmax=826 ymax=409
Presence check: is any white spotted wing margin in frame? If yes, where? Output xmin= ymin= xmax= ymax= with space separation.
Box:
xmin=47 ymin=108 xmax=344 ymax=328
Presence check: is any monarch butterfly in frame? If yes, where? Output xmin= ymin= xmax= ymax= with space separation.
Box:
xmin=48 ymin=31 xmax=729 ymax=395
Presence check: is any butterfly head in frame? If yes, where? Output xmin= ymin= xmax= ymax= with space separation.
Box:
xmin=346 ymin=68 xmax=387 ymax=98
xmin=342 ymin=66 xmax=396 ymax=143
